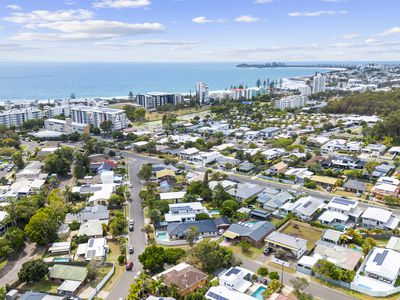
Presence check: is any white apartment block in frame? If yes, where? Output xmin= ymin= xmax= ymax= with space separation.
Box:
xmin=44 ymin=118 xmax=90 ymax=135
xmin=313 ymin=74 xmax=326 ymax=93
xmin=70 ymin=106 xmax=127 ymax=131
xmin=43 ymin=105 xmax=72 ymax=118
xmin=298 ymin=85 xmax=312 ymax=96
xmin=137 ymin=92 xmax=184 ymax=110
xmin=275 ymin=95 xmax=308 ymax=110
xmin=195 ymin=82 xmax=209 ymax=104
xmin=0 ymin=108 xmax=42 ymax=127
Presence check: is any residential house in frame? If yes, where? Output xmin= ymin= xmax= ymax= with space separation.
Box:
xmin=260 ymin=127 xmax=280 ymax=138
xmin=223 ymin=220 xmax=275 ymax=248
xmin=72 ymin=184 xmax=115 ymax=205
xmin=309 ymin=175 xmax=339 ymax=189
xmin=78 ymin=220 xmax=105 ymax=238
xmin=250 ymin=209 xmax=271 ymax=220
xmin=261 ymin=148 xmax=286 ymax=160
xmin=227 ymin=183 xmax=264 ymax=202
xmin=166 ymin=219 xmax=226 ymax=240
xmin=165 ymin=202 xmax=210 ymax=223
xmin=153 ymin=263 xmax=208 ymax=297
xmin=343 ymin=179 xmax=367 ymax=194
xmin=372 ymin=164 xmax=395 ymax=178
xmin=257 ymin=188 xmax=294 ymax=212
xmin=321 ymin=139 xmax=346 ymax=154
xmin=15 ymin=161 xmax=44 ymax=180
xmin=219 ymin=266 xmax=254 ymax=293
xmin=361 ymin=207 xmax=399 ymax=230
xmin=160 ymin=191 xmax=186 ymax=203
xmin=331 ymin=156 xmax=364 ymax=170
xmin=268 ymin=162 xmax=288 ymax=175
xmin=318 ymin=197 xmax=363 ymax=228
xmin=179 ymin=147 xmax=200 ymax=160
xmin=76 ymin=237 xmax=108 ymax=261
xmin=49 ymin=264 xmax=88 ymax=296
xmin=236 ymin=161 xmax=255 ymax=173
xmin=206 ymin=286 xmax=255 ymax=300
xmin=264 ymin=231 xmax=308 ymax=259
xmin=191 ymin=151 xmax=222 ymax=166
xmin=361 ymin=143 xmax=387 ymax=157
xmin=371 ymin=177 xmax=400 ymax=199
xmin=320 ymin=229 xmax=343 ymax=245
xmin=284 ymin=168 xmax=313 ymax=184
xmin=281 ymin=196 xmax=325 ymax=221
xmin=48 ymin=242 xmax=71 ymax=255
xmin=65 ymin=205 xmax=109 ymax=224
xmin=156 ymin=169 xmax=176 ymax=185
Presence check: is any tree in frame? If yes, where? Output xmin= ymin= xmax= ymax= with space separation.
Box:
xmin=263 ymin=279 xmax=282 ymax=297
xmin=87 ymin=260 xmax=101 ymax=281
xmin=220 ymin=199 xmax=239 ymax=218
xmin=164 ymin=248 xmax=186 ymax=264
xmin=18 ymin=259 xmax=48 ymax=283
xmin=138 ymin=245 xmax=166 ymax=274
xmin=0 ymin=238 xmax=13 ymax=258
xmin=362 ymin=237 xmax=377 ymax=255
xmin=290 ymin=277 xmax=309 ymax=296
xmin=5 ymin=227 xmax=25 ymax=251
xmin=109 ymin=211 xmax=127 ymax=237
xmin=257 ymin=267 xmax=269 ymax=277
xmin=12 ymin=151 xmax=24 ymax=169
xmin=269 ymin=271 xmax=280 ymax=280
xmin=186 ymin=226 xmax=199 ymax=247
xmin=138 ymin=163 xmax=152 ymax=182
xmin=195 ymin=213 xmax=211 ymax=221
xmin=73 ymin=151 xmax=90 ymax=179
xmin=186 ymin=240 xmax=236 ymax=273
xmin=100 ymin=120 xmax=113 ymax=134
xmin=238 ymin=241 xmax=252 ymax=254
xmin=0 ymin=287 xmax=6 ymax=300
xmin=44 ymin=153 xmax=70 ymax=176
xmin=109 ymin=194 xmax=125 ymax=207
xmin=24 ymin=207 xmax=60 ymax=245
xmin=365 ymin=160 xmax=380 ymax=181
xmin=129 ymin=91 xmax=134 ymax=101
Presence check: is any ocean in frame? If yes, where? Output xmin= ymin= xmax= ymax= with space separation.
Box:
xmin=0 ymin=62 xmax=336 ymax=101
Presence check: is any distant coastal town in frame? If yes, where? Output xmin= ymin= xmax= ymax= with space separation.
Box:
xmin=236 ymin=62 xmax=353 ymax=69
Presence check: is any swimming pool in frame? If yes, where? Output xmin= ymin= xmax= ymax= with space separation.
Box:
xmin=209 ymin=209 xmax=220 ymax=215
xmin=251 ymin=286 xmax=267 ymax=300
xmin=156 ymin=231 xmax=169 ymax=241
xmin=53 ymin=257 xmax=70 ymax=263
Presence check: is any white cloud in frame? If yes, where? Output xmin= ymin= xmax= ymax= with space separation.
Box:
xmin=95 ymin=39 xmax=200 ymax=48
xmin=6 ymin=4 xmax=22 ymax=10
xmin=254 ymin=0 xmax=273 ymax=3
xmin=3 ymin=9 xmax=93 ymax=24
xmin=235 ymin=15 xmax=260 ymax=23
xmin=11 ymin=20 xmax=165 ymax=41
xmin=339 ymin=33 xmax=360 ymax=39
xmin=288 ymin=10 xmax=347 ymax=17
xmin=92 ymin=0 xmax=151 ymax=9
xmin=380 ymin=27 xmax=400 ymax=36
xmin=0 ymin=25 xmax=4 ymax=30
xmin=192 ymin=16 xmax=223 ymax=24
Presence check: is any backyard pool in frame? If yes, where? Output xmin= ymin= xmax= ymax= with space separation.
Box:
xmin=156 ymin=231 xmax=169 ymax=241
xmin=53 ymin=257 xmax=70 ymax=263
xmin=209 ymin=209 xmax=220 ymax=215
xmin=251 ymin=286 xmax=267 ymax=300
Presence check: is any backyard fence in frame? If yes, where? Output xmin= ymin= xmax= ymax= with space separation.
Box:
xmin=87 ymin=263 xmax=115 ymax=300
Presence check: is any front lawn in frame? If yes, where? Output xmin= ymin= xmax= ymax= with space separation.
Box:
xmin=280 ymin=220 xmax=323 ymax=250
xmin=102 ymin=241 xmax=124 ymax=292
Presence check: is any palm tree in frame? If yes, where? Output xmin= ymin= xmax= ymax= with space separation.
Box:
xmin=148 ymin=276 xmax=164 ymax=296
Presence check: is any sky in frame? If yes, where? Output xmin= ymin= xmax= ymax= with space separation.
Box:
xmin=0 ymin=0 xmax=399 ymax=62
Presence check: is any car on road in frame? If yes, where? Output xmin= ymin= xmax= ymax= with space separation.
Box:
xmin=128 ymin=245 xmax=134 ymax=254
xmin=129 ymin=224 xmax=134 ymax=232
xmin=126 ymin=261 xmax=133 ymax=271
xmin=129 ymin=183 xmax=133 ymax=188
xmin=129 ymin=219 xmax=134 ymax=226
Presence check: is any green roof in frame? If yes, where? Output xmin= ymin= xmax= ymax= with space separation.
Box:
xmin=49 ymin=264 xmax=88 ymax=282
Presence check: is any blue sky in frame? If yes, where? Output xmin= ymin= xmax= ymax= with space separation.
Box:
xmin=0 ymin=0 xmax=399 ymax=61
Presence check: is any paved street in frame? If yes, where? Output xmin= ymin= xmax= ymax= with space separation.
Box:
xmin=106 ymin=154 xmax=160 ymax=300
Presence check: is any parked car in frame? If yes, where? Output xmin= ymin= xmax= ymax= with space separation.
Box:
xmin=126 ymin=261 xmax=133 ymax=271
xmin=129 ymin=219 xmax=134 ymax=226
xmin=128 ymin=245 xmax=134 ymax=254
xmin=129 ymin=224 xmax=134 ymax=232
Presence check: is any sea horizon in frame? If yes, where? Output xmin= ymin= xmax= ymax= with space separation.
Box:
xmin=0 ymin=61 xmax=398 ymax=102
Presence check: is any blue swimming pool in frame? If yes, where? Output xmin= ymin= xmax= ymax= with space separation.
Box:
xmin=209 ymin=209 xmax=220 ymax=215
xmin=53 ymin=257 xmax=70 ymax=262
xmin=156 ymin=231 xmax=169 ymax=241
xmin=251 ymin=286 xmax=267 ymax=300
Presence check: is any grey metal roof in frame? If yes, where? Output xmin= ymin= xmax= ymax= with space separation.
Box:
xmin=227 ymin=183 xmax=264 ymax=200
xmin=227 ymin=221 xmax=275 ymax=242
xmin=65 ymin=204 xmax=109 ymax=223
xmin=167 ymin=220 xmax=218 ymax=237
xmin=343 ymin=179 xmax=366 ymax=192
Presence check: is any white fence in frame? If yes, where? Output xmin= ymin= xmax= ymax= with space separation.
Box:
xmin=271 ymin=256 xmax=290 ymax=268
xmin=88 ymin=263 xmax=115 ymax=300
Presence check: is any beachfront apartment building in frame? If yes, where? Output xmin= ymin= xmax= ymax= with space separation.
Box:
xmin=70 ymin=106 xmax=127 ymax=130
xmin=0 ymin=108 xmax=42 ymax=127
xmin=195 ymin=82 xmax=209 ymax=104
xmin=44 ymin=118 xmax=90 ymax=135
xmin=137 ymin=92 xmax=184 ymax=110
xmin=275 ymin=95 xmax=308 ymax=110
xmin=313 ymin=73 xmax=326 ymax=93
xmin=43 ymin=105 xmax=72 ymax=118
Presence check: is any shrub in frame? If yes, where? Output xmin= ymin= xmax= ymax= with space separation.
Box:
xmin=118 ymin=255 xmax=126 ymax=264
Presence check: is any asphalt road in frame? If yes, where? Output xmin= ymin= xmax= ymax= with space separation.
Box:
xmin=106 ymin=154 xmax=160 ymax=300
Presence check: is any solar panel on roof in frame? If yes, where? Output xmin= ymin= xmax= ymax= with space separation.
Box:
xmin=171 ymin=206 xmax=191 ymax=212
xmin=332 ymin=198 xmax=355 ymax=206
xmin=377 ymin=250 xmax=388 ymax=266
xmin=87 ymin=249 xmax=96 ymax=258
xmin=303 ymin=201 xmax=312 ymax=208
xmin=373 ymin=253 xmax=381 ymax=263
xmin=225 ymin=267 xmax=241 ymax=276
xmin=207 ymin=291 xmax=229 ymax=300
xmin=88 ymin=239 xmax=94 ymax=247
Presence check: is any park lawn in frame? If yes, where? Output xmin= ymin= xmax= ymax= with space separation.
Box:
xmin=102 ymin=241 xmax=124 ymax=292
xmin=280 ymin=220 xmax=323 ymax=250
xmin=20 ymin=278 xmax=59 ymax=293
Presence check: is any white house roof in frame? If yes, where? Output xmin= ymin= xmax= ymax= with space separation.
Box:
xmin=362 ymin=207 xmax=392 ymax=223
xmin=205 ymin=286 xmax=255 ymax=300
xmin=319 ymin=210 xmax=349 ymax=223
xmin=373 ymin=183 xmax=398 ymax=193
xmin=160 ymin=191 xmax=186 ymax=200
xmin=364 ymin=247 xmax=400 ymax=282
xmin=327 ymin=197 xmax=358 ymax=212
